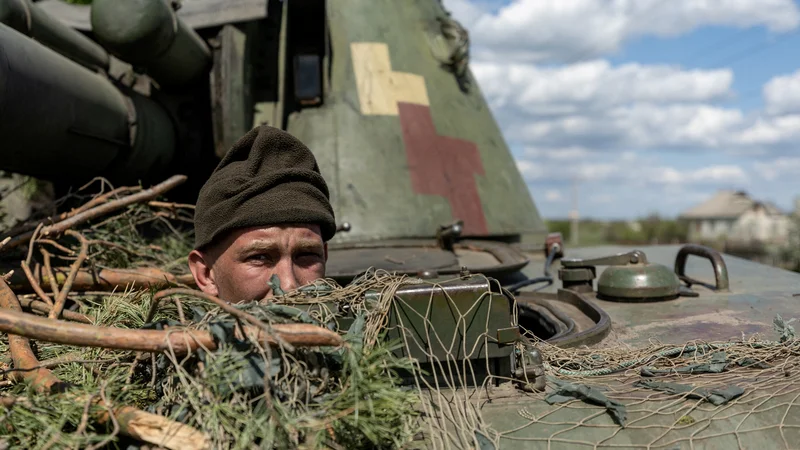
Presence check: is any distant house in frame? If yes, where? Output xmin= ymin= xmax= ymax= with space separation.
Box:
xmin=679 ymin=190 xmax=793 ymax=244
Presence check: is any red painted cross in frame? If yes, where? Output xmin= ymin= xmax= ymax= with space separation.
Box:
xmin=397 ymin=102 xmax=489 ymax=235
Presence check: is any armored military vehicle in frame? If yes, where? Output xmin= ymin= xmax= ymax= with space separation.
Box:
xmin=1 ymin=0 xmax=800 ymax=448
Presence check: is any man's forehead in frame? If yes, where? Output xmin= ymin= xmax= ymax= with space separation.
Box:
xmin=228 ymin=224 xmax=323 ymax=248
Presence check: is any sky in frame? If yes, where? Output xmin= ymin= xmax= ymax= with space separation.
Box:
xmin=443 ymin=0 xmax=800 ymax=220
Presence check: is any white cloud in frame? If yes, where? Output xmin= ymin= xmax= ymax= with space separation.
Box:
xmin=452 ymin=0 xmax=800 ymax=63
xmin=443 ymin=0 xmax=800 ymax=218
xmin=754 ymin=157 xmax=800 ymax=180
xmin=590 ymin=194 xmax=614 ymax=204
xmin=764 ymin=70 xmax=800 ymax=115
xmin=518 ymin=151 xmax=749 ymax=187
xmin=544 ymin=190 xmax=563 ymax=202
xmin=523 ymin=146 xmax=593 ymax=161
xmin=473 ymin=61 xmax=734 ymax=114
xmin=472 ymin=59 xmax=800 ymax=155
xmin=509 ymin=103 xmax=745 ymax=151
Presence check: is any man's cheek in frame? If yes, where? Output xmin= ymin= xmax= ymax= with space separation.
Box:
xmin=299 ymin=263 xmax=325 ymax=284
xmin=237 ymin=265 xmax=274 ymax=297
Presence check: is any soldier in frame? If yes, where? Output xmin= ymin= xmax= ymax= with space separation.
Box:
xmin=187 ymin=125 xmax=336 ymax=302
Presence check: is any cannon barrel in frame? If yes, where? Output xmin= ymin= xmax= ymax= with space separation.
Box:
xmin=0 ymin=23 xmax=177 ymax=184
xmin=90 ymin=0 xmax=211 ymax=87
xmin=0 ymin=0 xmax=108 ymax=70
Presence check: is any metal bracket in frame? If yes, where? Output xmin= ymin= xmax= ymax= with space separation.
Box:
xmin=674 ymin=244 xmax=730 ymax=291
xmin=436 ymin=220 xmax=463 ymax=252
xmin=561 ymin=250 xmax=648 ymax=268
xmin=513 ymin=344 xmax=546 ymax=393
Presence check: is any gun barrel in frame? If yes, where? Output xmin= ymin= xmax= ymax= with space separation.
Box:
xmin=0 ymin=23 xmax=176 ymax=184
xmin=0 ymin=0 xmax=109 ymax=70
xmin=91 ymin=0 xmax=211 ymax=86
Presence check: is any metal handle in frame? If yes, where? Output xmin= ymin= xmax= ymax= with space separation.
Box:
xmin=674 ymin=244 xmax=729 ymax=291
xmin=561 ymin=250 xmax=647 ymax=268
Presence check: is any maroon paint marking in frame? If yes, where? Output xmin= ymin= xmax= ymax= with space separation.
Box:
xmin=397 ymin=102 xmax=489 ymax=235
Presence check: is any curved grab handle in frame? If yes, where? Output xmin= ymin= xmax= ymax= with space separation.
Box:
xmin=674 ymin=244 xmax=730 ymax=292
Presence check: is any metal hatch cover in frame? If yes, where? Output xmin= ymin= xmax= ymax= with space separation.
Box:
xmin=324 ymin=239 xmax=529 ymax=283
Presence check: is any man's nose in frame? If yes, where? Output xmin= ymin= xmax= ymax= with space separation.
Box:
xmin=273 ymin=258 xmax=299 ymax=294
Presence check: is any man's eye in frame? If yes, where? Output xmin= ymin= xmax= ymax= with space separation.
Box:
xmin=297 ymin=252 xmax=323 ymax=261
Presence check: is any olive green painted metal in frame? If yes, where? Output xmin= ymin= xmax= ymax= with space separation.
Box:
xmin=285 ymin=0 xmax=547 ymax=244
xmin=36 ymin=0 xmax=270 ymax=32
xmin=561 ymin=250 xmax=682 ymax=300
xmin=522 ymin=244 xmax=800 ymax=345
xmin=325 ymin=239 xmax=530 ymax=283
xmin=384 ymin=276 xmax=515 ymax=363
xmin=0 ymin=22 xmax=177 ymax=184
xmin=91 ymin=0 xmax=211 ymax=86
xmin=0 ymin=0 xmax=547 ymax=265
xmin=596 ymin=262 xmax=681 ymax=300
xmin=0 ymin=0 xmax=109 ymax=70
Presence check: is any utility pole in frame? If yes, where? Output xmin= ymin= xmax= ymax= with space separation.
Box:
xmin=569 ymin=178 xmax=579 ymax=246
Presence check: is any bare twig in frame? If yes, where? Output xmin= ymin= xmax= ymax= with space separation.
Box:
xmin=0 ymin=308 xmax=345 ymax=355
xmin=41 ymin=250 xmax=61 ymax=298
xmin=20 ymin=261 xmax=53 ymax=306
xmin=75 ymin=393 xmax=98 ymax=436
xmin=148 ymin=201 xmax=195 ymax=210
xmin=24 ymin=224 xmax=43 ymax=267
xmin=38 ymin=358 xmax=116 ymax=370
xmin=48 ymin=231 xmax=89 ymax=320
xmin=8 ymin=267 xmax=196 ymax=293
xmin=36 ymin=239 xmax=76 ymax=256
xmin=3 ymin=175 xmax=186 ymax=250
xmin=1 ymin=185 xmax=139 ymax=244
xmin=0 ymin=278 xmax=66 ymax=390
xmin=17 ymin=296 xmax=91 ymax=323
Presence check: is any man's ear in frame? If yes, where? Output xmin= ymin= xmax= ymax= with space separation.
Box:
xmin=188 ymin=249 xmax=219 ymax=297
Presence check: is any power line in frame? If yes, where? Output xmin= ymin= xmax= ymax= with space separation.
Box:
xmin=557 ymin=1 xmax=666 ymax=63
xmin=701 ymin=29 xmax=799 ymax=69
xmin=682 ymin=27 xmax=754 ymax=64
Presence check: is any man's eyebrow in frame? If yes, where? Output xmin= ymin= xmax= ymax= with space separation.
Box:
xmin=236 ymin=240 xmax=279 ymax=255
xmin=294 ymin=240 xmax=325 ymax=253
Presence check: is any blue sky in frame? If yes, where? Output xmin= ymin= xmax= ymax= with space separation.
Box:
xmin=444 ymin=0 xmax=800 ymax=220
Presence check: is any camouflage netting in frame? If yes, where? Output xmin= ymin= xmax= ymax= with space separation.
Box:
xmin=483 ymin=326 xmax=800 ymax=449
xmin=1 ymin=178 xmax=799 ymax=450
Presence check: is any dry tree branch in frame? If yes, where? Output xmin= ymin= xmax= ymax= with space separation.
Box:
xmin=3 ymin=175 xmax=187 ymax=251
xmin=40 ymin=250 xmax=61 ymax=298
xmin=20 ymin=261 xmax=53 ymax=307
xmin=48 ymin=230 xmax=89 ymax=320
xmin=148 ymin=201 xmax=195 ymax=210
xmin=8 ymin=266 xmax=196 ymax=294
xmin=0 ymin=279 xmax=212 ymax=449
xmin=0 ymin=278 xmax=64 ymax=391
xmin=0 ymin=308 xmax=344 ymax=354
xmin=2 ymin=185 xmax=142 ymax=244
xmin=36 ymin=239 xmax=76 ymax=256
xmin=17 ymin=296 xmax=91 ymax=323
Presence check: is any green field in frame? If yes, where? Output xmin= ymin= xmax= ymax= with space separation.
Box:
xmin=545 ymin=217 xmax=689 ymax=247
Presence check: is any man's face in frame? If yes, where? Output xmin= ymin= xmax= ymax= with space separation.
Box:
xmin=188 ymin=224 xmax=327 ymax=302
